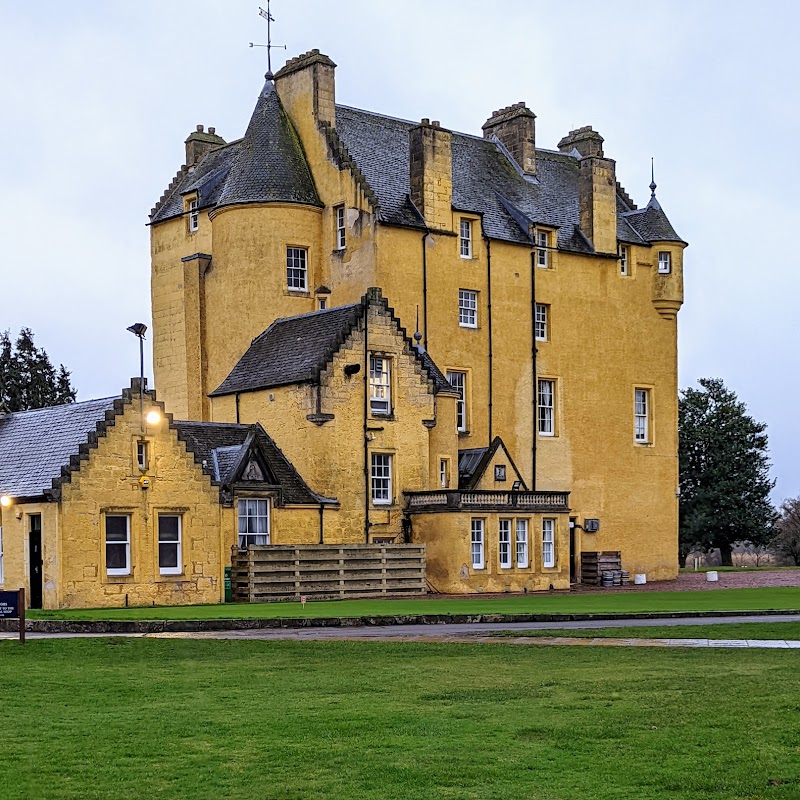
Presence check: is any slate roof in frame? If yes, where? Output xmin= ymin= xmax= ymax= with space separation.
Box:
xmin=621 ymin=197 xmax=685 ymax=244
xmin=211 ymin=293 xmax=455 ymax=397
xmin=458 ymin=437 xmax=528 ymax=491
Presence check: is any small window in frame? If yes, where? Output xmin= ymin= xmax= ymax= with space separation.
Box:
xmin=538 ymin=379 xmax=555 ymax=436
xmin=158 ymin=515 xmax=182 ymax=576
xmin=371 ymin=454 xmax=392 ymax=505
xmin=460 ymin=219 xmax=472 ymax=258
xmin=658 ymin=251 xmax=671 ymax=274
xmin=286 ymin=247 xmax=308 ymax=291
xmin=317 ymin=297 xmax=327 ymax=311
xmin=335 ymin=205 xmax=346 ymax=250
xmin=238 ymin=499 xmax=270 ymax=547
xmin=516 ymin=519 xmax=529 ymax=569
xmin=439 ymin=458 xmax=450 ymax=489
xmin=542 ymin=519 xmax=555 ymax=568
xmin=188 ymin=199 xmax=199 ymax=232
xmin=458 ymin=289 xmax=478 ymax=328
xmin=537 ymin=230 xmax=550 ymax=268
xmin=106 ymin=515 xmax=131 ymax=576
xmin=499 ymin=519 xmax=512 ymax=569
xmin=446 ymin=371 xmax=467 ymax=433
xmin=136 ymin=441 xmax=148 ymax=471
xmin=369 ymin=356 xmax=391 ymax=416
xmin=635 ymin=388 xmax=650 ymax=443
xmin=471 ymin=519 xmax=485 ymax=569
xmin=494 ymin=464 xmax=507 ymax=482
xmin=620 ymin=245 xmax=629 ymax=276
xmin=535 ymin=303 xmax=548 ymax=342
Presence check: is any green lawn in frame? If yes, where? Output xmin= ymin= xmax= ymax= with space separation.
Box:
xmin=492 ymin=621 xmax=800 ymax=640
xmin=2 ymin=638 xmax=799 ymax=799
xmin=28 ymin=586 xmax=800 ymax=620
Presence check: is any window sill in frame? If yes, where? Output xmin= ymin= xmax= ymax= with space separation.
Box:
xmin=286 ymin=289 xmax=310 ymax=295
xmin=370 ymin=413 xmax=394 ymax=422
xmin=459 ymin=325 xmax=478 ymax=330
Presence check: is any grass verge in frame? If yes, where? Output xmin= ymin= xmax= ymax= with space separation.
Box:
xmin=490 ymin=621 xmax=800 ymax=640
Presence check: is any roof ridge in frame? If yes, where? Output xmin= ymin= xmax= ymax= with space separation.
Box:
xmin=2 ymin=396 xmax=116 ymax=419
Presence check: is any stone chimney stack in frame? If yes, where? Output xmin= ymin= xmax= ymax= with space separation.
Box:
xmin=184 ymin=125 xmax=226 ymax=167
xmin=274 ymin=49 xmax=337 ymax=127
xmin=409 ymin=119 xmax=453 ymax=232
xmin=558 ymin=126 xmax=617 ymax=255
xmin=482 ymin=102 xmax=536 ymax=175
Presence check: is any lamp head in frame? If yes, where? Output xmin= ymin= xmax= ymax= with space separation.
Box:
xmin=127 ymin=323 xmax=148 ymax=338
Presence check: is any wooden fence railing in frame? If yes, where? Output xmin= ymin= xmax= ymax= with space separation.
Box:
xmin=230 ymin=544 xmax=427 ymax=603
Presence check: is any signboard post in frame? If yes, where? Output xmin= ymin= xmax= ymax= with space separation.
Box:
xmin=0 ymin=588 xmax=25 ymax=644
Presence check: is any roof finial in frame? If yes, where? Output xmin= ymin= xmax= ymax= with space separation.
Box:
xmin=414 ymin=306 xmax=424 ymax=351
xmin=649 ymin=157 xmax=657 ymax=197
xmin=249 ymin=1 xmax=286 ymax=81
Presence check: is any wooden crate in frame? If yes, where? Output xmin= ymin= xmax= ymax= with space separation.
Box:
xmin=580 ymin=551 xmax=622 ymax=585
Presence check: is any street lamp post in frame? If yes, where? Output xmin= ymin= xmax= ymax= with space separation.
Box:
xmin=126 ymin=323 xmax=148 ymax=431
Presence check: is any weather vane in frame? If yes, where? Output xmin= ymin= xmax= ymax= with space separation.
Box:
xmin=248 ymin=1 xmax=286 ymax=79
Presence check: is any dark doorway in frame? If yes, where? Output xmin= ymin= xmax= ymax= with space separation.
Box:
xmin=29 ymin=515 xmax=43 ymax=609
xmin=569 ymin=517 xmax=577 ymax=584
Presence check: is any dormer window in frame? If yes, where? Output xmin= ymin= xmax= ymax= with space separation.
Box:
xmin=658 ymin=251 xmax=672 ymax=274
xmin=188 ymin=199 xmax=199 ymax=232
xmin=537 ymin=230 xmax=550 ymax=268
xmin=460 ymin=219 xmax=472 ymax=258
xmin=335 ymin=205 xmax=346 ymax=250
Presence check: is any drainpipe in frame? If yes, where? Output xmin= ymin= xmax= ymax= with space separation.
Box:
xmin=235 ymin=392 xmax=241 ymax=424
xmin=363 ymin=300 xmax=371 ymax=544
xmin=421 ymin=230 xmax=429 ymax=351
xmin=486 ymin=237 xmax=493 ymax=445
xmin=530 ymin=250 xmax=537 ymax=491
xmin=318 ymin=503 xmax=325 ymax=544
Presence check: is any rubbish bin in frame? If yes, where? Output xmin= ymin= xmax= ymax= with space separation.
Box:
xmin=224 ymin=566 xmax=232 ymax=603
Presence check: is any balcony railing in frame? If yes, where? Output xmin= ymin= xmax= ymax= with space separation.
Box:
xmin=404 ymin=489 xmax=570 ymax=513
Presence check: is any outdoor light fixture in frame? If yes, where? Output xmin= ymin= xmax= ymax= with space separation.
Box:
xmin=127 ymin=322 xmax=148 ymax=432
xmin=145 ymin=410 xmax=161 ymax=425
xmin=0 ymin=495 xmax=12 ymax=508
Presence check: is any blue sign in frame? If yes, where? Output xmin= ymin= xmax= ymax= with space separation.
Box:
xmin=0 ymin=591 xmax=20 ymax=619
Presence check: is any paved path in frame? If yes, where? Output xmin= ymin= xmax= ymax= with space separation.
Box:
xmin=4 ymin=613 xmax=800 ymax=648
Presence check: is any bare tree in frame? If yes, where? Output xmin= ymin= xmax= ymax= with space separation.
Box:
xmin=772 ymin=497 xmax=800 ymax=566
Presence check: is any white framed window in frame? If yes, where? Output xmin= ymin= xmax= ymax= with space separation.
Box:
xmin=471 ymin=518 xmax=485 ymax=570
xmin=136 ymin=440 xmax=148 ymax=471
xmin=317 ymin=297 xmax=327 ymax=311
xmin=335 ymin=205 xmax=346 ymax=250
xmin=537 ymin=379 xmax=555 ymax=436
xmin=537 ymin=230 xmax=550 ymax=268
xmin=515 ymin=519 xmax=529 ymax=569
xmin=188 ymin=199 xmax=199 ymax=232
xmin=535 ymin=303 xmax=548 ymax=342
xmin=458 ymin=289 xmax=478 ymax=328
xmin=369 ymin=356 xmax=391 ymax=416
xmin=446 ymin=371 xmax=467 ymax=432
xmin=106 ymin=514 xmax=131 ymax=576
xmin=635 ymin=388 xmax=650 ymax=443
xmin=460 ymin=218 xmax=472 ymax=258
xmin=238 ymin=498 xmax=270 ymax=547
xmin=499 ymin=519 xmax=512 ymax=569
xmin=658 ymin=251 xmax=671 ymax=274
xmin=620 ymin=245 xmax=629 ymax=276
xmin=158 ymin=514 xmax=182 ymax=575
xmin=439 ymin=458 xmax=450 ymax=489
xmin=542 ymin=518 xmax=555 ymax=568
xmin=286 ymin=247 xmax=308 ymax=291
xmin=371 ymin=454 xmax=392 ymax=505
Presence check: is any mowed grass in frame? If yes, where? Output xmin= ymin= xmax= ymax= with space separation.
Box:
xmin=2 ymin=638 xmax=800 ymax=799
xmin=493 ymin=621 xmax=800 ymax=640
xmin=28 ymin=586 xmax=800 ymax=620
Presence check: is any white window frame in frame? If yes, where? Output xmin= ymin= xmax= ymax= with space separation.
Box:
xmin=238 ymin=498 xmax=271 ymax=547
xmin=635 ymin=388 xmax=650 ymax=443
xmin=439 ymin=458 xmax=450 ymax=489
xmin=458 ymin=289 xmax=478 ymax=329
xmin=446 ymin=371 xmax=467 ymax=433
xmin=369 ymin=356 xmax=391 ymax=416
xmin=371 ymin=453 xmax=392 ymax=505
xmin=106 ymin=514 xmax=131 ymax=577
xmin=286 ymin=247 xmax=308 ymax=291
xmin=136 ymin=440 xmax=148 ymax=471
xmin=471 ymin=519 xmax=485 ymax=570
xmin=499 ymin=519 xmax=512 ymax=569
xmin=158 ymin=514 xmax=182 ymax=576
xmin=658 ymin=251 xmax=671 ymax=274
xmin=537 ymin=230 xmax=549 ymax=268
xmin=542 ymin=518 xmax=555 ymax=568
xmin=538 ymin=379 xmax=555 ymax=437
xmin=335 ymin=205 xmax=346 ymax=250
xmin=515 ymin=519 xmax=529 ymax=569
xmin=620 ymin=245 xmax=629 ymax=276
xmin=460 ymin=218 xmax=472 ymax=259
xmin=317 ymin=297 xmax=327 ymax=311
xmin=535 ymin=303 xmax=548 ymax=342
xmin=188 ymin=199 xmax=199 ymax=232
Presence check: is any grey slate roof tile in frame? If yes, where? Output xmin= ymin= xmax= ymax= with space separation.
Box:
xmin=622 ymin=198 xmax=685 ymax=244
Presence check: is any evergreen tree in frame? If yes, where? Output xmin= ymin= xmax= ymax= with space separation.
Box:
xmin=0 ymin=328 xmax=77 ymax=412
xmin=679 ymin=378 xmax=776 ymax=566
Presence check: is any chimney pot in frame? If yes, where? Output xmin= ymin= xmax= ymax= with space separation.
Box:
xmin=196 ymin=124 xmax=204 ymax=132
xmin=208 ymin=127 xmax=215 ymax=134
xmin=432 ymin=120 xmax=440 ymax=128
xmin=421 ymin=118 xmax=430 ymax=126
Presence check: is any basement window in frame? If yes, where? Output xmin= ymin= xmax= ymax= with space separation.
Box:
xmin=460 ymin=218 xmax=472 ymax=258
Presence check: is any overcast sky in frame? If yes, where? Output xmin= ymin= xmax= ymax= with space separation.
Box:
xmin=1 ymin=1 xmax=798 ymax=500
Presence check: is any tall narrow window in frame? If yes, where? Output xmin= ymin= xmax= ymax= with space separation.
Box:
xmin=458 ymin=289 xmax=478 ymax=328
xmin=158 ymin=515 xmax=182 ymax=575
xmin=369 ymin=356 xmax=391 ymax=415
xmin=620 ymin=245 xmax=629 ymax=276
xmin=439 ymin=458 xmax=450 ymax=489
xmin=535 ymin=303 xmax=548 ymax=342
xmin=471 ymin=519 xmax=485 ymax=569
xmin=335 ymin=205 xmax=346 ymax=250
xmin=136 ymin=441 xmax=148 ymax=471
xmin=516 ymin=519 xmax=529 ymax=569
xmin=317 ymin=297 xmax=327 ymax=311
xmin=542 ymin=519 xmax=555 ymax=568
xmin=635 ymin=388 xmax=650 ymax=443
xmin=106 ymin=515 xmax=131 ymax=576
xmin=371 ymin=454 xmax=392 ymax=505
xmin=537 ymin=230 xmax=549 ymax=268
xmin=537 ymin=379 xmax=555 ymax=436
xmin=446 ymin=371 xmax=467 ymax=433
xmin=286 ymin=247 xmax=308 ymax=291
xmin=658 ymin=251 xmax=671 ymax=274
xmin=499 ymin=519 xmax=512 ymax=569
xmin=188 ymin=199 xmax=199 ymax=232
xmin=460 ymin=219 xmax=472 ymax=258
xmin=238 ymin=499 xmax=270 ymax=547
